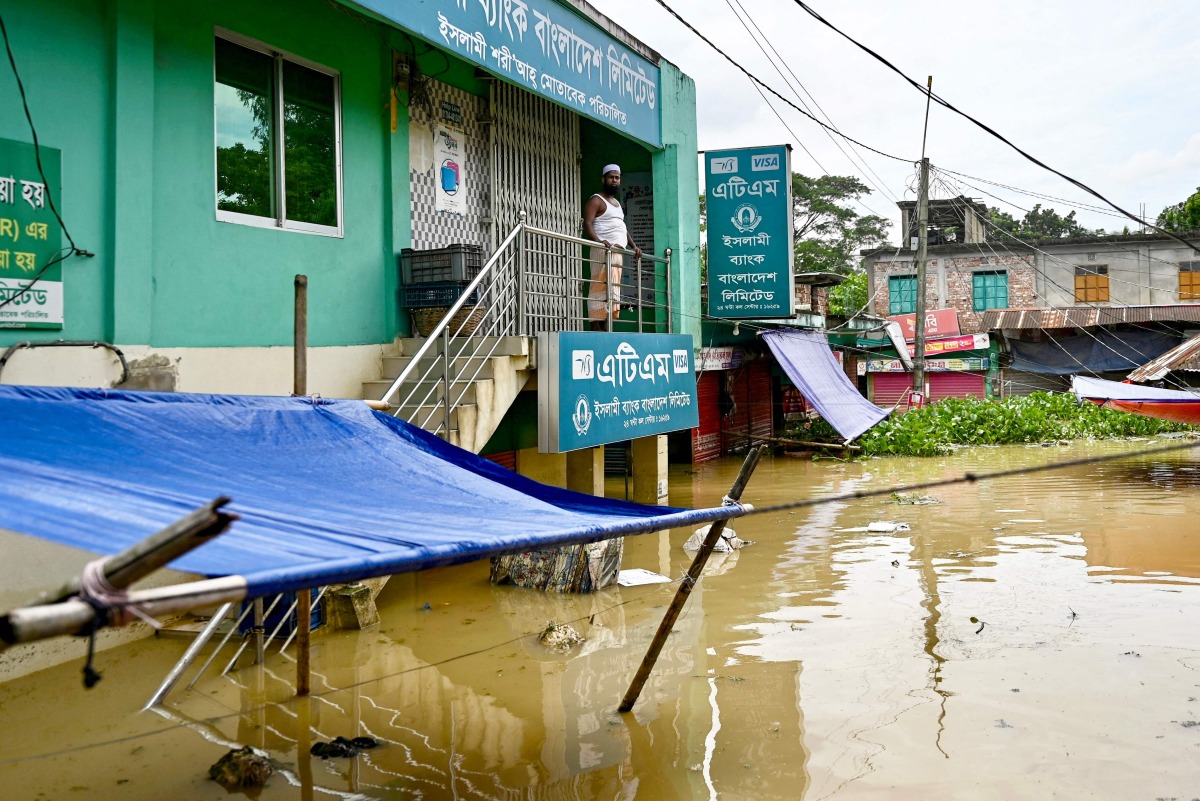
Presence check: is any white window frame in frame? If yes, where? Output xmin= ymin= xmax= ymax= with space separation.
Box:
xmin=213 ymin=28 xmax=344 ymax=238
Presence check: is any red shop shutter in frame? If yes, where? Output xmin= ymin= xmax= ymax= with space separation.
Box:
xmin=871 ymin=373 xmax=910 ymax=409
xmin=482 ymin=451 xmax=517 ymax=471
xmin=748 ymin=360 xmax=773 ymax=441
xmin=692 ymin=372 xmax=722 ymax=463
xmin=929 ymin=372 xmax=985 ymax=402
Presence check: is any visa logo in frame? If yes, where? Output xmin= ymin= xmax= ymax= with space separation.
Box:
xmin=710 ymin=156 xmax=738 ymax=174
xmin=751 ymin=153 xmax=779 ymax=171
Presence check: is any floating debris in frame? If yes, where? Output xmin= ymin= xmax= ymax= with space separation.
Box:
xmin=310 ymin=736 xmax=379 ymax=759
xmin=208 ymin=745 xmax=273 ymax=788
xmin=539 ymin=621 xmax=583 ymax=653
xmin=684 ymin=524 xmax=752 ymax=552
xmin=891 ymin=492 xmax=939 ymax=505
xmin=617 ymin=568 xmax=672 ymax=586
xmin=837 ymin=521 xmax=911 ymax=533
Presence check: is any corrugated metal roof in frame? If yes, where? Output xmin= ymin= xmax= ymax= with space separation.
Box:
xmin=1127 ymin=335 xmax=1200 ymax=381
xmin=979 ymin=305 xmax=1200 ymax=330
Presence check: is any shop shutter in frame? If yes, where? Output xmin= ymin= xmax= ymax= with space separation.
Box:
xmin=1000 ymin=370 xmax=1069 ymax=398
xmin=720 ymin=361 xmax=773 ymax=453
xmin=482 ymin=451 xmax=516 ymax=471
xmin=747 ymin=361 xmax=773 ymax=441
xmin=871 ymin=373 xmax=911 ymax=409
xmin=929 ymin=372 xmax=986 ymax=402
xmin=692 ymin=372 xmax=721 ymax=463
xmin=490 ymin=80 xmax=582 ymax=332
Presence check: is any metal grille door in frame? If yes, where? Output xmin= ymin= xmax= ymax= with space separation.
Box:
xmin=490 ymin=81 xmax=581 ymax=331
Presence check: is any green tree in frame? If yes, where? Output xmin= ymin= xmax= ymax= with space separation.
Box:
xmin=1156 ymin=187 xmax=1200 ymax=233
xmin=791 ymin=174 xmax=890 ymax=275
xmin=987 ymin=203 xmax=1094 ymax=240
xmin=698 ymin=192 xmax=707 ymax=284
xmin=828 ymin=268 xmax=867 ymax=316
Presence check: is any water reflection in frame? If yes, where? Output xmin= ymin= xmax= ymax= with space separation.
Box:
xmin=4 ymin=441 xmax=1200 ymax=799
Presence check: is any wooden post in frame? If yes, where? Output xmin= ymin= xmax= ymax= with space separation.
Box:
xmin=294 ymin=274 xmax=312 ymax=696
xmin=293 ymin=275 xmax=308 ymax=397
xmin=618 ymin=445 xmax=764 ymax=712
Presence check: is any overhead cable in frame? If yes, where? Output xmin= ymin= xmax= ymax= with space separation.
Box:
xmin=788 ymin=0 xmax=1198 ymax=252
xmin=653 ymin=0 xmax=913 ymax=164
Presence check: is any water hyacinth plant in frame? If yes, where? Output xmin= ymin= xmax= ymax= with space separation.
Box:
xmin=854 ymin=392 xmax=1194 ymax=457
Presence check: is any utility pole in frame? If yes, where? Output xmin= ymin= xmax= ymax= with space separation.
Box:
xmin=913 ymin=156 xmax=929 ymax=397
xmin=913 ymin=76 xmax=933 ymax=399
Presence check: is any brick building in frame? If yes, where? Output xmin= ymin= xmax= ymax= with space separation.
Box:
xmin=862 ymin=196 xmax=1200 ymax=397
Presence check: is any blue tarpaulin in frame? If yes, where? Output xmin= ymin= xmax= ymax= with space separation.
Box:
xmin=1009 ymin=330 xmax=1180 ymax=375
xmin=0 ymin=385 xmax=741 ymax=597
xmin=763 ymin=329 xmax=890 ymax=441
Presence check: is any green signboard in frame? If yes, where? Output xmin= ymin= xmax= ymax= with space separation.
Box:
xmin=704 ymin=145 xmax=794 ymax=319
xmin=0 ymin=138 xmax=63 ymax=329
xmin=538 ymin=332 xmax=699 ymax=453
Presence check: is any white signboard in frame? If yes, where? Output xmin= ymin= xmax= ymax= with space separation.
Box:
xmin=433 ymin=124 xmax=466 ymax=216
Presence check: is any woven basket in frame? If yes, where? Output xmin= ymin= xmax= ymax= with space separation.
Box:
xmin=411 ymin=305 xmax=487 ymax=337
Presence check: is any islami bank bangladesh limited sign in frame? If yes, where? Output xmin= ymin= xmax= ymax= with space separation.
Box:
xmin=538 ymin=332 xmax=699 ymax=453
xmin=356 ymin=0 xmax=661 ymax=147
xmin=705 ymin=145 xmax=794 ymax=319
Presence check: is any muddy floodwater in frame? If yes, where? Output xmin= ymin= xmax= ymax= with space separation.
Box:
xmin=3 ymin=439 xmax=1200 ymax=799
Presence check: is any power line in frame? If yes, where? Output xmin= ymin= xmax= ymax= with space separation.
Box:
xmin=653 ymin=0 xmax=913 ymax=164
xmin=787 ymin=0 xmax=1198 ymax=253
xmin=919 ymin=187 xmax=1199 ymax=392
xmin=723 ymin=0 xmax=899 ymax=210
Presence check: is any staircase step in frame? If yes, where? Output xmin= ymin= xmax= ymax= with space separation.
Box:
xmin=363 ymin=378 xmax=485 ymax=406
xmin=381 ymin=355 xmax=494 ymax=381
xmin=399 ymin=335 xmax=530 ymax=358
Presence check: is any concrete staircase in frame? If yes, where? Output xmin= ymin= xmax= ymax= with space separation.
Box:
xmin=362 ymin=335 xmax=535 ymax=453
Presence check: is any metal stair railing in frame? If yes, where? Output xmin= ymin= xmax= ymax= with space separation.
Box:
xmin=379 ymin=211 xmax=674 ymax=438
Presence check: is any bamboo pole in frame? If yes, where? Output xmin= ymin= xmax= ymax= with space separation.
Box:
xmin=618 ymin=445 xmax=764 ymax=713
xmin=2 ymin=575 xmax=250 ymax=647
xmin=31 ymin=497 xmax=236 ymax=607
xmin=720 ymin=429 xmax=862 ymax=452
xmin=294 ymin=273 xmax=312 ymax=697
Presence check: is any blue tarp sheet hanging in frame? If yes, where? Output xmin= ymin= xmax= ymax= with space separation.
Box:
xmin=762 ymin=330 xmax=890 ymax=441
xmin=1008 ymin=330 xmax=1180 ymax=375
xmin=0 ymin=386 xmax=739 ymax=597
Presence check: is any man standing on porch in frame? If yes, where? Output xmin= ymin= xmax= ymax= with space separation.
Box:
xmin=583 ymin=164 xmax=641 ymax=331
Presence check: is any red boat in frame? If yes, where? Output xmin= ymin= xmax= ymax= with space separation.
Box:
xmin=1071 ymin=375 xmax=1200 ymax=426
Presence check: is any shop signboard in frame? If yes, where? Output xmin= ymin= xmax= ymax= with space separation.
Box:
xmin=696 ymin=345 xmax=744 ymax=371
xmin=868 ymin=357 xmax=988 ymax=373
xmin=0 ymin=138 xmax=62 ymax=329
xmin=906 ymin=333 xmax=989 ymax=356
xmin=538 ymin=331 xmax=698 ymax=452
xmin=704 ymin=145 xmax=794 ymax=319
xmin=361 ymin=0 xmax=661 ymax=147
xmin=888 ymin=308 xmax=960 ymax=341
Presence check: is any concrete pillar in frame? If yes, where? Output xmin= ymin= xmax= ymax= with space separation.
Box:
xmin=630 ymin=434 xmax=668 ymax=505
xmin=109 ymin=0 xmax=156 ymax=344
xmin=566 ymin=446 xmax=604 ymax=496
xmin=515 ymin=446 xmax=566 ymax=487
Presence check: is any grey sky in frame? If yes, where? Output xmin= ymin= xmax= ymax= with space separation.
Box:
xmin=589 ymin=0 xmax=1200 ymax=239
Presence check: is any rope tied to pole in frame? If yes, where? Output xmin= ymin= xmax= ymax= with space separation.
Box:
xmin=79 ymin=558 xmax=163 ymax=630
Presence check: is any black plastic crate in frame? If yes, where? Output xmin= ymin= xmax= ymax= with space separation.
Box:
xmin=400 ymin=244 xmax=484 ymax=284
xmin=398 ymin=280 xmax=480 ymax=309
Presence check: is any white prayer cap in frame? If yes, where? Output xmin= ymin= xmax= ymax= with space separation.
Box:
xmin=602 ymin=163 xmax=621 ymax=176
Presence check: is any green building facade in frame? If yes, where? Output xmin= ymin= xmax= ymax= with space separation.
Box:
xmin=0 ymin=0 xmax=700 ymax=394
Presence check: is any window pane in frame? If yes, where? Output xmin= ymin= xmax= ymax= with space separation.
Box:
xmin=889 ymin=276 xmax=916 ymax=314
xmin=282 ymin=60 xmax=337 ymax=227
xmin=973 ymin=271 xmax=1008 ymax=312
xmin=215 ymin=39 xmax=275 ymax=219
xmin=1183 ymin=270 xmax=1200 ymax=300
